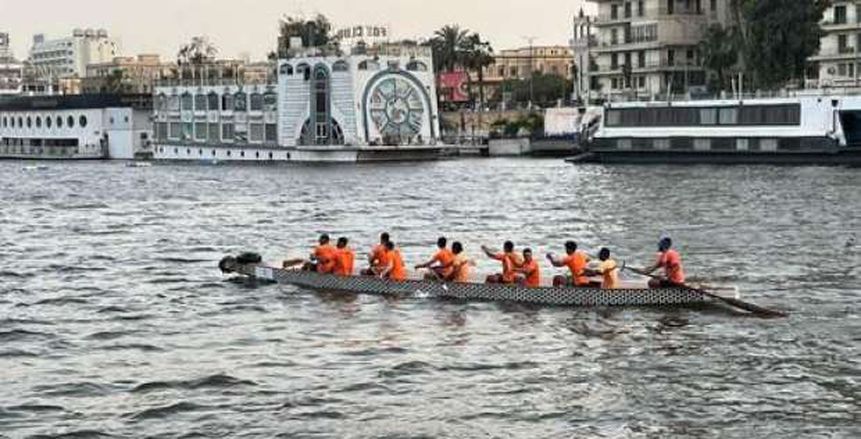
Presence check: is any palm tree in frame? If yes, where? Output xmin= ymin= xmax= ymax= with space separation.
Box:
xmin=461 ymin=33 xmax=494 ymax=109
xmin=430 ymin=25 xmax=469 ymax=73
xmin=177 ymin=36 xmax=218 ymax=66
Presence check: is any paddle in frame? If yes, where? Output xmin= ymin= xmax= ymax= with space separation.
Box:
xmin=623 ymin=266 xmax=787 ymax=318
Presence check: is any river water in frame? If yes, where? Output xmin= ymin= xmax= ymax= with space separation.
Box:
xmin=0 ymin=159 xmax=858 ymax=438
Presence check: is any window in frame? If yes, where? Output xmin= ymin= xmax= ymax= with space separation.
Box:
xmin=611 ymin=53 xmax=619 ymax=70
xmin=26 ymin=116 xmax=31 ymax=128
xmin=181 ymin=93 xmax=193 ymax=111
xmin=208 ymin=123 xmax=220 ymax=142
xmin=835 ymin=5 xmax=847 ymax=24
xmin=234 ymin=92 xmax=247 ymax=112
xmin=667 ymin=0 xmax=674 ymax=14
xmin=611 ymin=4 xmax=619 ymax=19
xmin=35 ymin=116 xmax=41 ymax=128
xmin=406 ymin=60 xmax=428 ymax=72
xmin=221 ymin=123 xmax=234 ymax=141
xmin=718 ymin=107 xmax=738 ymax=125
xmin=667 ymin=49 xmax=675 ymax=66
xmin=624 ymin=2 xmax=632 ymax=18
xmin=222 ymin=94 xmax=234 ymax=111
xmin=332 ymin=60 xmax=349 ymax=72
xmin=611 ymin=29 xmax=619 ymax=45
xmin=710 ymin=0 xmax=717 ymax=12
xmin=79 ymin=115 xmax=87 ymax=128
xmin=638 ymin=51 xmax=646 ymax=68
xmin=194 ymin=94 xmax=207 ymax=111
xmin=700 ymin=108 xmax=717 ymax=125
xmin=46 ymin=117 xmax=52 ymax=128
xmin=169 ymin=122 xmax=181 ymax=139
xmin=265 ymin=124 xmax=277 ymax=143
xmin=638 ymin=76 xmax=645 ymax=88
xmin=57 ymin=116 xmax=63 ymax=128
xmin=280 ymin=64 xmax=294 ymax=75
xmin=195 ymin=122 xmax=207 ymax=141
xmin=264 ymin=93 xmax=277 ymax=112
xmin=249 ymin=123 xmax=264 ymax=142
xmin=250 ymin=93 xmax=263 ymax=111
xmin=639 ymin=0 xmax=645 ymax=16
xmin=839 ymin=35 xmax=849 ymax=53
xmin=155 ymin=122 xmax=167 ymax=140
xmin=169 ymin=95 xmax=180 ymax=111
xmin=182 ymin=122 xmax=193 ymax=140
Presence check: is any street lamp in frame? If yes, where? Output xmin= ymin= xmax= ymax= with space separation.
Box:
xmin=522 ymin=36 xmax=536 ymax=109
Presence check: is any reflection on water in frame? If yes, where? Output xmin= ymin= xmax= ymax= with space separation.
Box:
xmin=0 ymin=159 xmax=858 ymax=438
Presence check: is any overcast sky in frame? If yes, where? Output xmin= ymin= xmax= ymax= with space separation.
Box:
xmin=1 ymin=0 xmax=594 ymax=60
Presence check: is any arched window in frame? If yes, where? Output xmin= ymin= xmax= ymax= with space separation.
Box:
xmin=234 ymin=92 xmax=247 ymax=112
xmin=300 ymin=64 xmax=339 ymax=146
xmin=35 ymin=116 xmax=42 ymax=128
xmin=79 ymin=115 xmax=88 ymax=128
xmin=57 ymin=116 xmax=63 ymax=128
xmin=207 ymin=92 xmax=219 ymax=111
xmin=156 ymin=93 xmax=167 ymax=111
xmin=279 ymin=63 xmax=294 ymax=76
xmin=46 ymin=116 xmax=52 ymax=128
xmin=68 ymin=115 xmax=75 ymax=128
xmin=358 ymin=60 xmax=380 ymax=71
xmin=406 ymin=60 xmax=428 ymax=72
xmin=250 ymin=93 xmax=263 ymax=111
xmin=332 ymin=60 xmax=349 ymax=72
xmin=26 ymin=116 xmax=32 ymax=128
xmin=180 ymin=92 xmax=193 ymax=111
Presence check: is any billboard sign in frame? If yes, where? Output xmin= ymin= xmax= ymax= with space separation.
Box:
xmin=438 ymin=71 xmax=469 ymax=103
xmin=335 ymin=25 xmax=390 ymax=45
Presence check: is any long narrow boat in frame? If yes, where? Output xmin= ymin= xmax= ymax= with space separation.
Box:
xmin=220 ymin=256 xmax=738 ymax=309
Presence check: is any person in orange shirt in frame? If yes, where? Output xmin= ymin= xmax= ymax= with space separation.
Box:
xmin=415 ymin=237 xmax=455 ymax=280
xmin=334 ymin=237 xmax=355 ymax=277
xmin=448 ymin=241 xmax=476 ymax=283
xmin=516 ymin=248 xmax=541 ymax=288
xmin=547 ymin=241 xmax=593 ymax=287
xmin=379 ymin=241 xmax=407 ymax=282
xmin=362 ymin=232 xmax=390 ymax=276
xmin=482 ymin=241 xmax=523 ymax=284
xmin=644 ymin=237 xmax=686 ymax=288
xmin=585 ymin=248 xmax=619 ymax=289
xmin=304 ymin=234 xmax=338 ymax=274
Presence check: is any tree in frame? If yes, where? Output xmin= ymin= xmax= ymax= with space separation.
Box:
xmin=460 ymin=33 xmax=495 ymax=109
xmin=429 ymin=25 xmax=470 ymax=73
xmin=699 ymin=24 xmax=739 ymax=93
xmin=495 ymin=73 xmax=571 ymax=108
xmin=732 ymin=0 xmax=828 ymax=89
xmin=275 ymin=14 xmax=337 ymax=58
xmin=177 ymin=36 xmax=218 ymax=66
xmin=104 ymin=68 xmax=127 ymax=94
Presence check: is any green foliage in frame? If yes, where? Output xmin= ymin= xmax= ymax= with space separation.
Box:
xmin=495 ymin=73 xmax=571 ymax=107
xmin=699 ymin=24 xmax=739 ymax=92
xmin=276 ymin=14 xmax=337 ymax=57
xmin=429 ymin=25 xmax=470 ymax=73
xmin=177 ymin=36 xmax=218 ymax=66
xmin=490 ymin=113 xmax=544 ymax=138
xmin=104 ymin=69 xmax=127 ymax=94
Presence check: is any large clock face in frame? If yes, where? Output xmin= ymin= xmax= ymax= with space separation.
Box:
xmin=368 ymin=77 xmax=425 ymax=141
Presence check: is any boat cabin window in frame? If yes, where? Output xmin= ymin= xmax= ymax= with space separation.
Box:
xmin=606 ymin=104 xmax=801 ymax=127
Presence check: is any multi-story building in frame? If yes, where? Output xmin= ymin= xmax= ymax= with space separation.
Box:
xmin=572 ymin=9 xmax=597 ymax=102
xmin=29 ymin=29 xmax=119 ymax=80
xmin=474 ymin=45 xmax=574 ymax=106
xmin=588 ymin=0 xmax=730 ymax=98
xmin=82 ymin=54 xmax=174 ymax=94
xmin=0 ymin=32 xmax=23 ymax=96
xmin=810 ymin=1 xmax=861 ymax=88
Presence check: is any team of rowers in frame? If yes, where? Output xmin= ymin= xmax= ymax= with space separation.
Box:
xmin=287 ymin=232 xmax=686 ymax=290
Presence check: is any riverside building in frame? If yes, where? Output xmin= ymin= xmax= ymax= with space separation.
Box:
xmin=0 ymin=94 xmax=153 ymax=160
xmin=810 ymin=1 xmax=861 ymax=88
xmin=29 ymin=29 xmax=119 ymax=80
xmin=588 ymin=0 xmax=730 ymax=99
xmin=152 ymin=43 xmax=442 ymax=163
xmin=0 ymin=33 xmax=23 ymax=96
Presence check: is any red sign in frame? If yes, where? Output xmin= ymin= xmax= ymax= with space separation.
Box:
xmin=438 ymin=71 xmax=469 ymax=103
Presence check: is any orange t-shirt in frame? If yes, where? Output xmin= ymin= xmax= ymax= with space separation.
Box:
xmin=432 ymin=249 xmax=456 ymax=276
xmin=520 ymin=259 xmax=541 ymax=288
xmin=452 ymin=253 xmax=471 ymax=283
xmin=388 ymin=249 xmax=407 ymax=281
xmin=335 ymin=248 xmax=355 ymax=277
xmin=493 ymin=252 xmax=520 ymax=283
xmin=563 ymin=251 xmax=590 ymax=286
xmin=371 ymin=244 xmax=387 ymax=268
xmin=657 ymin=250 xmax=685 ymax=284
xmin=315 ymin=244 xmax=338 ymax=274
xmin=601 ymin=259 xmax=619 ymax=289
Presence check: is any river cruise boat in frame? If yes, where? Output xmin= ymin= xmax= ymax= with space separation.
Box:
xmin=152 ymin=44 xmax=444 ymax=163
xmin=569 ymin=95 xmax=861 ymax=165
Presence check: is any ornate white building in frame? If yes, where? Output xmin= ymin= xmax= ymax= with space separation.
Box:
xmin=152 ymin=45 xmax=442 ymax=162
xmin=29 ymin=29 xmax=119 ymax=79
xmin=0 ymin=32 xmax=23 ymax=96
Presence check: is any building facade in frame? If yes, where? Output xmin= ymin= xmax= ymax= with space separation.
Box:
xmin=0 ymin=94 xmax=153 ymax=159
xmin=810 ymin=1 xmax=861 ymax=88
xmin=152 ymin=45 xmax=442 ymax=162
xmin=0 ymin=32 xmax=23 ymax=96
xmin=588 ymin=0 xmax=730 ymax=98
xmin=572 ymin=10 xmax=597 ymax=102
xmin=29 ymin=29 xmax=119 ymax=80
xmin=83 ymin=55 xmax=174 ymax=94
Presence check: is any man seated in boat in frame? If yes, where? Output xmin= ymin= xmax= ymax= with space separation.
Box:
xmin=448 ymin=242 xmax=476 ymax=283
xmin=515 ymin=248 xmax=541 ymax=288
xmin=546 ymin=241 xmax=594 ymax=287
xmin=414 ymin=237 xmax=455 ymax=280
xmin=362 ymin=232 xmax=390 ymax=276
xmin=378 ymin=241 xmax=407 ymax=282
xmin=303 ymin=234 xmax=338 ymax=274
xmin=482 ymin=241 xmax=523 ymax=284
xmin=643 ymin=237 xmax=686 ymax=288
xmin=584 ymin=248 xmax=619 ymax=289
xmin=334 ymin=237 xmax=355 ymax=277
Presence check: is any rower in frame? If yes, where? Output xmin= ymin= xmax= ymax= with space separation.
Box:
xmin=516 ymin=248 xmax=541 ymax=288
xmin=362 ymin=232 xmax=390 ymax=276
xmin=449 ymin=241 xmax=476 ymax=283
xmin=306 ymin=234 xmax=338 ymax=274
xmin=415 ymin=237 xmax=455 ymax=280
xmin=482 ymin=241 xmax=522 ymax=284
xmin=644 ymin=237 xmax=685 ymax=288
xmin=585 ymin=248 xmax=619 ymax=289
xmin=379 ymin=241 xmax=407 ymax=282
xmin=546 ymin=241 xmax=592 ymax=287
xmin=334 ymin=237 xmax=355 ymax=277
